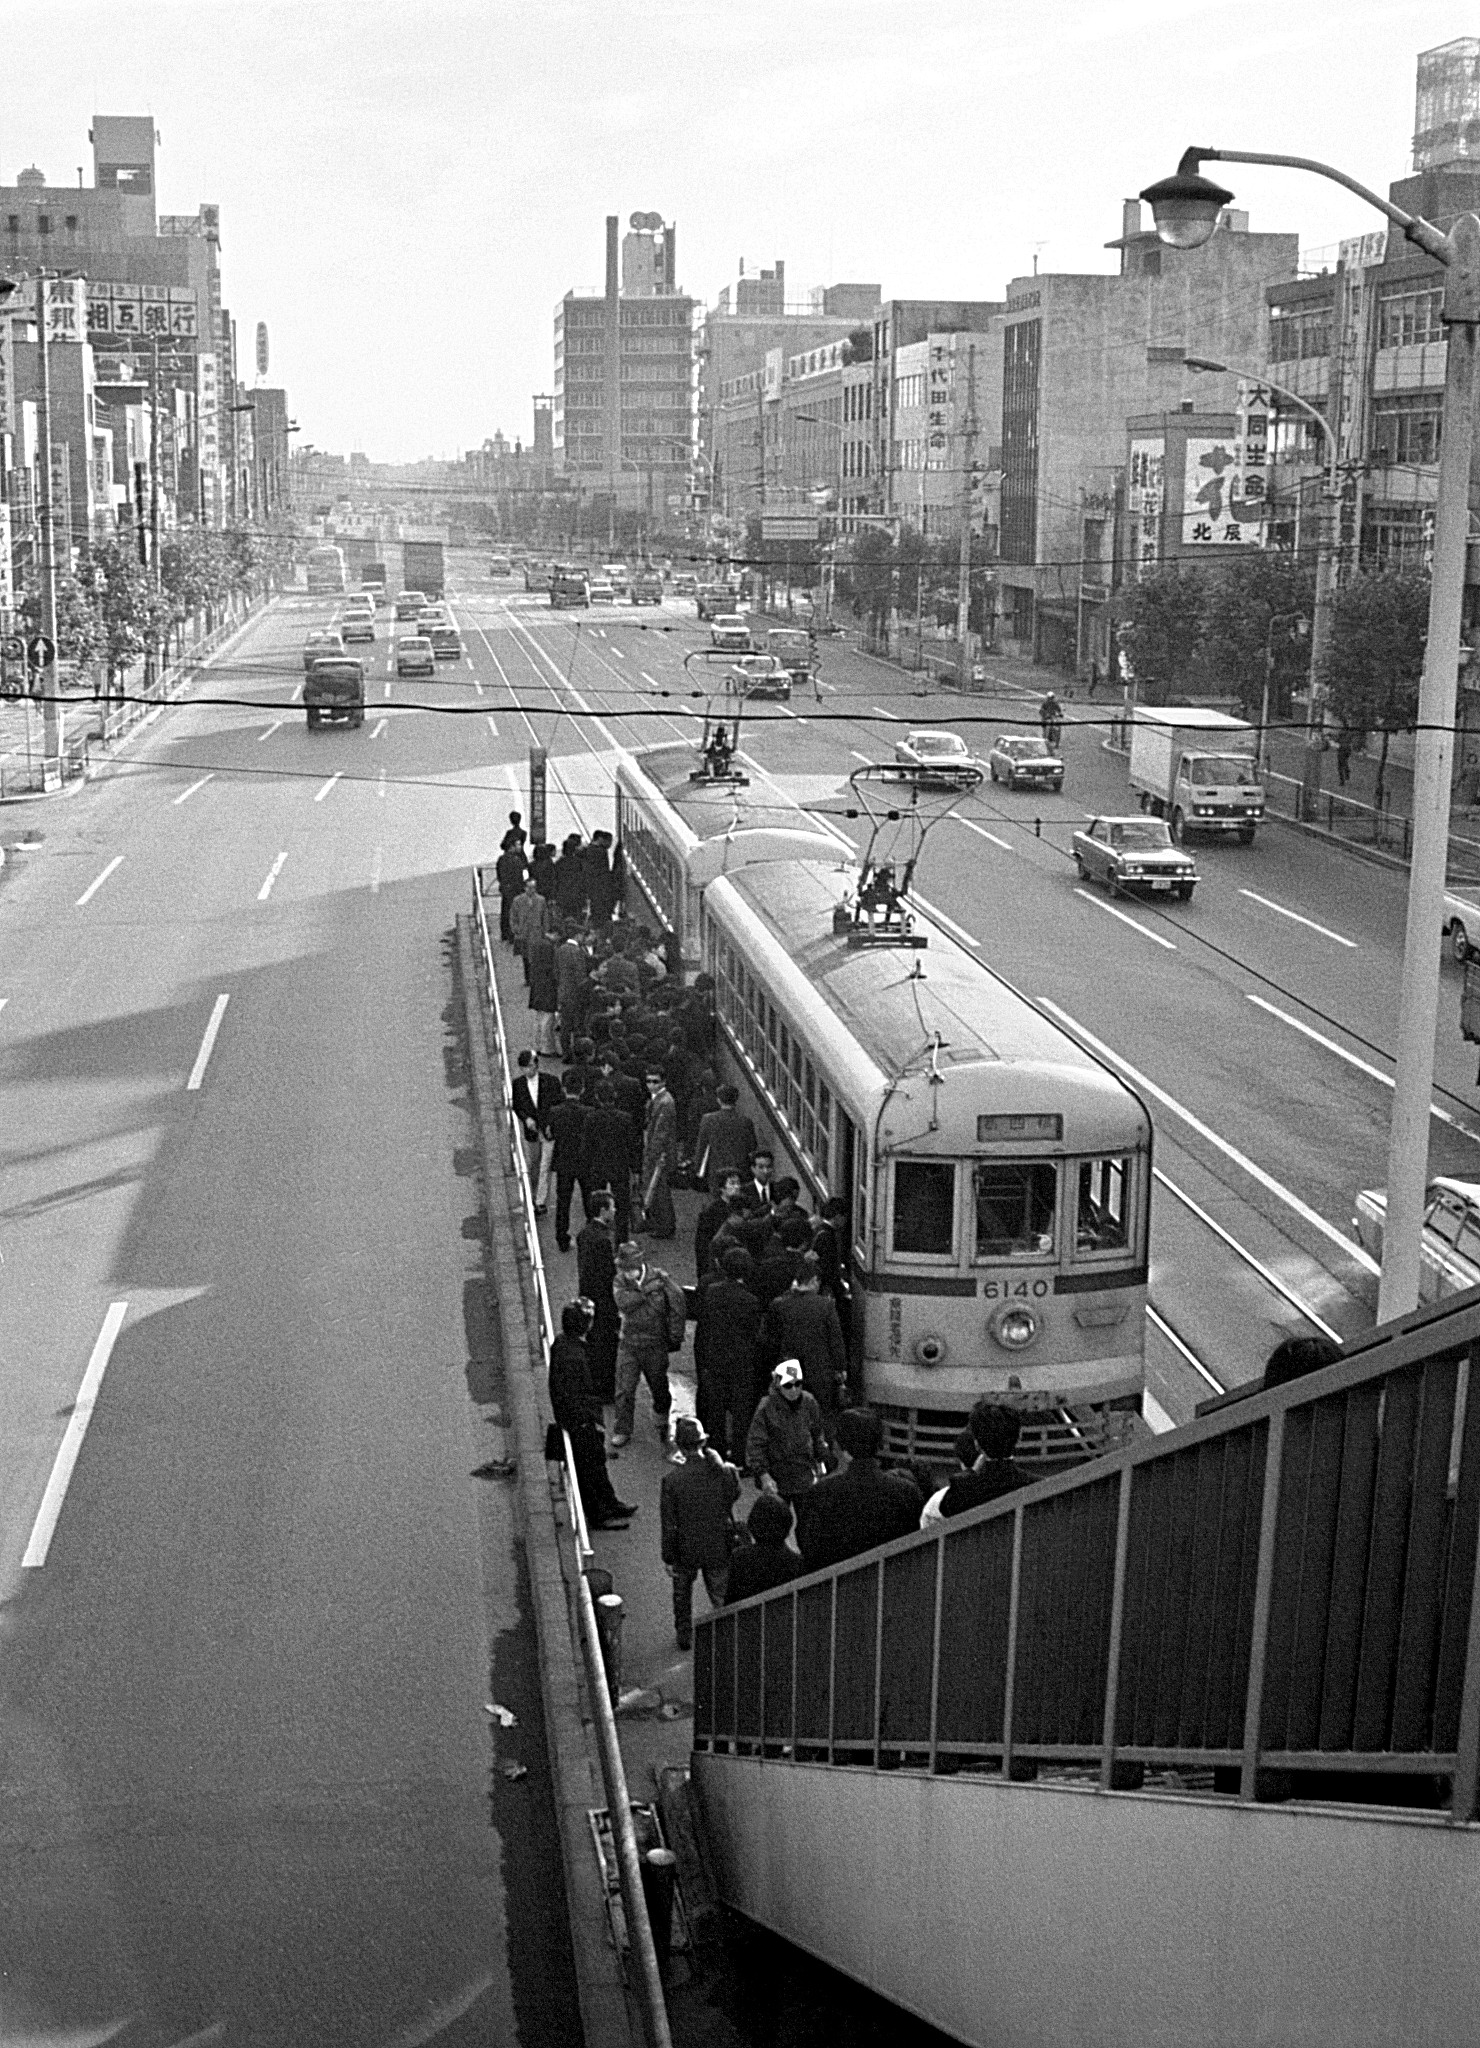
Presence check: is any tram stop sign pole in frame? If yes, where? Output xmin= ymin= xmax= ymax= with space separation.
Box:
xmin=529 ymin=746 xmax=547 ymax=849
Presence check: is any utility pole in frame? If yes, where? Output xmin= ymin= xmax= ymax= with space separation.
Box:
xmin=34 ymin=272 xmax=61 ymax=763
xmin=148 ymin=336 xmax=161 ymax=582
xmin=956 ymin=343 xmax=978 ymax=689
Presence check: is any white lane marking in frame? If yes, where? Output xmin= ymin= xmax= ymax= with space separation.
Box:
xmin=76 ymin=855 xmax=123 ymax=907
xmin=819 ymin=679 xmax=837 ymax=693
xmin=314 ymin=772 xmax=342 ymax=803
xmin=1246 ymin=991 xmax=1475 ymax=1137
xmin=914 ymin=894 xmax=980 ymax=950
xmin=955 ymin=816 xmax=1013 ymax=851
xmin=1146 ymin=1304 xmax=1225 ymax=1395
xmin=641 ymin=672 xmax=659 ymax=687
xmin=1040 ymin=998 xmax=1381 ymax=1275
xmin=1155 ymin=1164 xmax=1344 ymax=1341
xmin=487 ymin=715 xmax=499 ymax=736
xmin=174 ymin=772 xmax=214 ymax=806
xmin=370 ymin=718 xmax=389 ymax=739
xmin=849 ymin=749 xmax=875 ymax=765
xmin=473 ymin=677 xmax=484 ymax=696
xmin=611 ymin=646 xmax=625 ymax=660
xmin=0 ymin=998 xmax=7 ymax=1012
xmin=1239 ymin=887 xmax=1357 ymax=949
xmin=384 ymin=678 xmax=393 ymax=700
xmin=257 ymin=720 xmax=283 ymax=743
xmin=370 ymin=845 xmax=384 ymax=896
xmin=257 ymin=850 xmax=288 ymax=901
xmin=291 ymin=679 xmax=304 ymax=703
xmin=377 ymin=766 xmax=386 ymax=799
xmin=186 ymin=992 xmax=231 ymax=1091
xmin=870 ymin=705 xmax=900 ymax=721
xmin=23 ymin=1300 xmax=129 ymax=1568
xmin=1073 ymin=886 xmax=1177 ymax=949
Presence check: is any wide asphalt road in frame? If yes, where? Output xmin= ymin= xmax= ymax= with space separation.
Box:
xmin=0 ymin=586 xmax=580 ymax=2045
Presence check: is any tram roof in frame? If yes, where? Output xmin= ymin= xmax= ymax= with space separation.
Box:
xmin=624 ymin=743 xmax=847 ymax=853
xmin=711 ymin=857 xmax=1147 ymax=1129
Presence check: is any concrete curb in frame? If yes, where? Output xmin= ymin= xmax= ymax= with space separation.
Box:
xmin=456 ymin=916 xmax=636 ymax=2048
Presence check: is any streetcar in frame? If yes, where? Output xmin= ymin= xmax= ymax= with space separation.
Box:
xmin=614 ymin=741 xmax=1154 ymax=1466
xmin=614 ymin=741 xmax=844 ymax=970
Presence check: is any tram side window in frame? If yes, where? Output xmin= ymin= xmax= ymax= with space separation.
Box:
xmin=1077 ymin=1155 xmax=1130 ymax=1254
xmin=975 ymin=1161 xmax=1056 ymax=1257
xmin=893 ymin=1161 xmax=957 ymax=1255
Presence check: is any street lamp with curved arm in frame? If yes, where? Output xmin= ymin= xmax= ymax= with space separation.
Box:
xmin=1142 ymin=145 xmax=1480 ymax=1325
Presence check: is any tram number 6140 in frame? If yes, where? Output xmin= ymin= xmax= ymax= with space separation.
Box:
xmin=983 ymin=1278 xmax=1050 ymax=1300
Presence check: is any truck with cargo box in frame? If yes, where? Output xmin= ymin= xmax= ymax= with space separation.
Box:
xmin=1127 ymin=705 xmax=1265 ymax=844
xmin=402 ymin=539 xmax=445 ymax=599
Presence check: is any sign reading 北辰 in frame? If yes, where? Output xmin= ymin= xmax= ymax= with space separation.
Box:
xmin=1181 ymin=387 xmax=1271 ymax=549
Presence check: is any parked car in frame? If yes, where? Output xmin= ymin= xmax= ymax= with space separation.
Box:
xmin=894 ymin=729 xmax=980 ymax=787
xmin=1072 ymin=816 xmax=1199 ymax=901
xmin=395 ymin=589 xmax=428 ymax=620
xmin=396 ymin=634 xmax=436 ymax=677
xmin=429 ymin=623 xmax=463 ymax=662
xmin=630 ymin=572 xmax=664 ymax=605
xmin=1444 ymin=890 xmax=1480 ymax=964
xmin=588 ymin=577 xmax=617 ymax=604
xmin=988 ymin=733 xmax=1064 ymax=792
xmin=709 ymin=613 xmax=752 ymax=652
xmin=488 ymin=555 xmax=513 ymax=577
xmin=303 ymin=628 xmax=345 ymax=671
xmin=1354 ymin=1176 xmax=1480 ymax=1304
xmin=524 ymin=561 xmax=552 ymax=592
xmin=726 ymin=654 xmax=791 ymax=701
xmin=673 ymin=573 xmax=698 ymax=597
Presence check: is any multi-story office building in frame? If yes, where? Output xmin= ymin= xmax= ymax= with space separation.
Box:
xmin=864 ymin=299 xmax=1003 ymax=520
xmin=554 ymin=214 xmax=696 ymax=519
xmin=0 ymin=116 xmax=239 ymax=553
xmin=699 ymin=266 xmax=879 ymax=516
xmin=886 ymin=328 xmax=1004 ymax=545
xmin=997 ymin=201 xmax=1297 ymax=673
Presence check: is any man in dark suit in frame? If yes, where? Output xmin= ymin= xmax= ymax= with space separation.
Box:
xmin=693 ymin=1083 xmax=757 ymax=1192
xmin=580 ymin=1083 xmax=638 ymax=1245
xmin=546 ymin=1078 xmax=591 ymax=1253
xmin=742 ymin=1147 xmax=775 ymax=1215
xmin=695 ymin=1170 xmax=745 ymax=1283
xmin=576 ymin=1192 xmax=621 ymax=1404
xmin=510 ymin=1048 xmax=555 ymax=1214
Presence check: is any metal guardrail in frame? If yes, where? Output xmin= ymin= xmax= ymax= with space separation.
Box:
xmin=1263 ymin=766 xmax=1480 ymax=881
xmin=696 ymin=1290 xmax=1480 ymax=1822
xmin=470 ymin=868 xmax=673 ymax=2048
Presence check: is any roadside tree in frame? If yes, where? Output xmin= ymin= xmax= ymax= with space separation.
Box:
xmin=1115 ymin=569 xmax=1205 ymax=704
xmin=1324 ymin=569 xmax=1430 ymax=812
xmin=1199 ymin=554 xmax=1316 ymax=721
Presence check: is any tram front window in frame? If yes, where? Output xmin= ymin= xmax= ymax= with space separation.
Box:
xmin=893 ymin=1161 xmax=956 ymax=1255
xmin=975 ymin=1161 xmax=1056 ymax=1257
xmin=1077 ymin=1155 xmax=1130 ymax=1253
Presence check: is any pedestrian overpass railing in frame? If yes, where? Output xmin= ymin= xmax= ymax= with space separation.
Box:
xmin=695 ymin=1288 xmax=1480 ymax=1820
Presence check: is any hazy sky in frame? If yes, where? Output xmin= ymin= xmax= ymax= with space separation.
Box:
xmin=2 ymin=0 xmax=1464 ymax=462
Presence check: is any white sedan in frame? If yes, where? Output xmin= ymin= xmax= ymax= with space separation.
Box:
xmin=726 ymin=654 xmax=790 ymax=701
xmin=1354 ymin=1176 xmax=1480 ymax=1303
xmin=893 ymin=729 xmax=981 ymax=787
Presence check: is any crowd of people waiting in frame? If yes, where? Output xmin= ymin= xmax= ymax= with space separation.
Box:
xmin=495 ymin=807 xmax=1035 ymax=1646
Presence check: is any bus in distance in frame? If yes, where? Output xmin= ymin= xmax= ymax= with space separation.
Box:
xmin=306 ymin=544 xmax=347 ymax=595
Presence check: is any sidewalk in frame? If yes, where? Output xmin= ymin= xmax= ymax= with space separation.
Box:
xmin=0 ymin=592 xmax=272 ymax=802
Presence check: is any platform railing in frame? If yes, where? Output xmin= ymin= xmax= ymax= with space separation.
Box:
xmin=696 ymin=1289 xmax=1480 ymax=1821
xmin=471 ymin=866 xmax=673 ymax=2048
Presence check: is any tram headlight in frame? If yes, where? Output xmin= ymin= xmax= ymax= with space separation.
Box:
xmin=989 ymin=1302 xmax=1039 ymax=1352
xmin=914 ymin=1332 xmax=948 ymax=1367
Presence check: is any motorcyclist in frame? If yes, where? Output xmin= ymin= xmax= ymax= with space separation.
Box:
xmin=1040 ymin=691 xmax=1063 ymax=750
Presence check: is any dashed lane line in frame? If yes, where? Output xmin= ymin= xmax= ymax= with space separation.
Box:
xmin=76 ymin=856 xmax=123 ymax=907
xmin=1239 ymin=888 xmax=1357 ymax=950
xmin=22 ymin=1300 xmax=129 ymax=1569
xmin=314 ymin=772 xmax=342 ymax=803
xmin=1072 ymin=887 xmax=1177 ymax=950
xmin=1039 ymin=998 xmax=1381 ymax=1276
xmin=173 ymin=773 xmax=214 ymax=806
xmin=870 ymin=705 xmax=900 ymax=721
xmin=257 ymin=851 xmax=288 ymax=901
xmin=954 ymin=816 xmax=1013 ymax=852
xmin=1246 ymin=991 xmax=1476 ymax=1138
xmin=186 ymin=993 xmax=231 ymax=1091
xmin=370 ymin=718 xmax=389 ymax=739
xmin=257 ymin=720 xmax=283 ymax=743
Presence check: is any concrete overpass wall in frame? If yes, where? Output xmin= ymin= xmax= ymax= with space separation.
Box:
xmin=694 ymin=1754 xmax=1480 ymax=2047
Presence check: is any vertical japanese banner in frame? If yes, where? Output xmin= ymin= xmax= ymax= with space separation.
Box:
xmin=1234 ymin=380 xmax=1271 ymax=536
xmin=1182 ymin=410 xmax=1269 ymax=547
xmin=529 ymin=746 xmax=548 ymax=848
xmin=0 ymin=308 xmax=14 ymax=437
xmin=1128 ymin=437 xmax=1165 ymax=577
